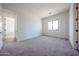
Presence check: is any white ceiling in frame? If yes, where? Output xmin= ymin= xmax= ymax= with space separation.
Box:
xmin=2 ymin=3 xmax=70 ymax=18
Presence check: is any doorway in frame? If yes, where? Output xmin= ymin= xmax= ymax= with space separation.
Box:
xmin=4 ymin=16 xmax=16 ymax=42
xmin=2 ymin=9 xmax=17 ymax=45
xmin=0 ymin=15 xmax=3 ymax=48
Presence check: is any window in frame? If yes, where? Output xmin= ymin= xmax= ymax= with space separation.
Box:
xmin=48 ymin=20 xmax=58 ymax=30
xmin=48 ymin=21 xmax=53 ymax=30
xmin=52 ymin=20 xmax=58 ymax=30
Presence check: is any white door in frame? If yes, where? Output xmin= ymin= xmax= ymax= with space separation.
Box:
xmin=75 ymin=3 xmax=79 ymax=50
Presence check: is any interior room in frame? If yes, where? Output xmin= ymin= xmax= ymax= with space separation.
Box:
xmin=0 ymin=3 xmax=79 ymax=56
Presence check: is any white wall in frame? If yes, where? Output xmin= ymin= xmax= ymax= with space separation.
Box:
xmin=42 ymin=11 xmax=69 ymax=39
xmin=2 ymin=4 xmax=42 ymax=41
xmin=16 ymin=11 xmax=42 ymax=41
xmin=0 ymin=4 xmax=3 ymax=49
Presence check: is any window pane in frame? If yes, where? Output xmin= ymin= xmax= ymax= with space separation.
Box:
xmin=53 ymin=20 xmax=58 ymax=30
xmin=48 ymin=21 xmax=52 ymax=30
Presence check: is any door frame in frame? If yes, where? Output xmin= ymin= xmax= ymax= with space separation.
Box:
xmin=2 ymin=9 xmax=17 ymax=46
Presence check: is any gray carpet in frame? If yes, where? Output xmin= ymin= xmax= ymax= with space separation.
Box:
xmin=0 ymin=36 xmax=79 ymax=56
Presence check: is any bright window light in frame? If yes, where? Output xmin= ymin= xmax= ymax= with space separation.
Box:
xmin=48 ymin=21 xmax=53 ymax=30
xmin=48 ymin=20 xmax=58 ymax=31
xmin=53 ymin=20 xmax=58 ymax=30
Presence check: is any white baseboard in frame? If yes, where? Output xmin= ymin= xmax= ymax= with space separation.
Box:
xmin=43 ymin=35 xmax=69 ymax=40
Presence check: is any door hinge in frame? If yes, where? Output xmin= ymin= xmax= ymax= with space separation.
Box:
xmin=76 ymin=6 xmax=78 ymax=10
xmin=76 ymin=29 xmax=78 ymax=32
xmin=76 ymin=41 xmax=78 ymax=44
xmin=76 ymin=18 xmax=78 ymax=21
